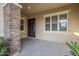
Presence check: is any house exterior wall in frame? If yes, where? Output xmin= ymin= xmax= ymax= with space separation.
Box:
xmin=0 ymin=4 xmax=79 ymax=43
xmin=21 ymin=15 xmax=28 ymax=38
xmin=27 ymin=4 xmax=79 ymax=43
xmin=0 ymin=4 xmax=4 ymax=37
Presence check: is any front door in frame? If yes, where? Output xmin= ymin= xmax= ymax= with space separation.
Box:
xmin=28 ymin=18 xmax=36 ymax=37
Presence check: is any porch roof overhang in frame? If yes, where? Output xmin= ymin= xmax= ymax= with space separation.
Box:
xmin=20 ymin=3 xmax=71 ymax=16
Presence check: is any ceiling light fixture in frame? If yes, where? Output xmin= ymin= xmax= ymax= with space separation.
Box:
xmin=27 ymin=6 xmax=31 ymax=10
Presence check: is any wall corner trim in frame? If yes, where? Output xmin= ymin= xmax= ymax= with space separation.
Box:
xmin=2 ymin=3 xmax=22 ymax=8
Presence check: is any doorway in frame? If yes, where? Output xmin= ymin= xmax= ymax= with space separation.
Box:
xmin=28 ymin=18 xmax=36 ymax=38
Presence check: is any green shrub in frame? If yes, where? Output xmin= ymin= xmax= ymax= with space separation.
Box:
xmin=66 ymin=41 xmax=79 ymax=56
xmin=0 ymin=37 xmax=7 ymax=56
xmin=0 ymin=47 xmax=6 ymax=56
xmin=0 ymin=37 xmax=3 ymax=46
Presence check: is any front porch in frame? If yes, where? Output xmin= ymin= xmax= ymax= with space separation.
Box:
xmin=19 ymin=38 xmax=70 ymax=56
xmin=1 ymin=3 xmax=79 ymax=56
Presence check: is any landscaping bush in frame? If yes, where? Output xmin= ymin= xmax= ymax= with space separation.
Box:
xmin=0 ymin=47 xmax=7 ymax=56
xmin=0 ymin=37 xmax=3 ymax=46
xmin=66 ymin=41 xmax=79 ymax=56
xmin=0 ymin=37 xmax=8 ymax=56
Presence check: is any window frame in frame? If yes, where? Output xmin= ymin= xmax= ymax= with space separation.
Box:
xmin=44 ymin=16 xmax=51 ymax=32
xmin=44 ymin=10 xmax=70 ymax=33
xmin=51 ymin=15 xmax=58 ymax=31
xmin=20 ymin=17 xmax=25 ymax=31
xmin=58 ymin=13 xmax=68 ymax=32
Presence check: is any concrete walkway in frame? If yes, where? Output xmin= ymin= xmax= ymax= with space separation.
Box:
xmin=19 ymin=39 xmax=71 ymax=56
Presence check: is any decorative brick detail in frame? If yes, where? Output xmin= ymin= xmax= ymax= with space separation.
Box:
xmin=3 ymin=3 xmax=21 ymax=55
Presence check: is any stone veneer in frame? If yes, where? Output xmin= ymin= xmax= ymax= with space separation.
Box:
xmin=3 ymin=3 xmax=21 ymax=55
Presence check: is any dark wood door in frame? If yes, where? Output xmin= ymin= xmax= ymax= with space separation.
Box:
xmin=28 ymin=18 xmax=36 ymax=37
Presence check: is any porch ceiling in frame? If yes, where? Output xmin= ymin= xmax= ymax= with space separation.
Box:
xmin=20 ymin=3 xmax=71 ymax=16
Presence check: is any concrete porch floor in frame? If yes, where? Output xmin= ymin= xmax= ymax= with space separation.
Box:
xmin=19 ymin=38 xmax=71 ymax=56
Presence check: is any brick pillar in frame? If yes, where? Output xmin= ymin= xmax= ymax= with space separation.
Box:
xmin=3 ymin=3 xmax=21 ymax=55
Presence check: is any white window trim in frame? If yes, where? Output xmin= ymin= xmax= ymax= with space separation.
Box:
xmin=44 ymin=10 xmax=70 ymax=33
xmin=58 ymin=14 xmax=59 ymax=31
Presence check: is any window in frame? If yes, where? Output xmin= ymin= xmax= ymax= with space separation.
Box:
xmin=52 ymin=15 xmax=58 ymax=31
xmin=45 ymin=12 xmax=68 ymax=32
xmin=59 ymin=14 xmax=67 ymax=31
xmin=20 ymin=19 xmax=24 ymax=31
xmin=45 ymin=17 xmax=50 ymax=31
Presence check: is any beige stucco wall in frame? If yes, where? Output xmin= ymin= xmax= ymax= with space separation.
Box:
xmin=27 ymin=4 xmax=79 ymax=43
xmin=0 ymin=4 xmax=4 ymax=37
